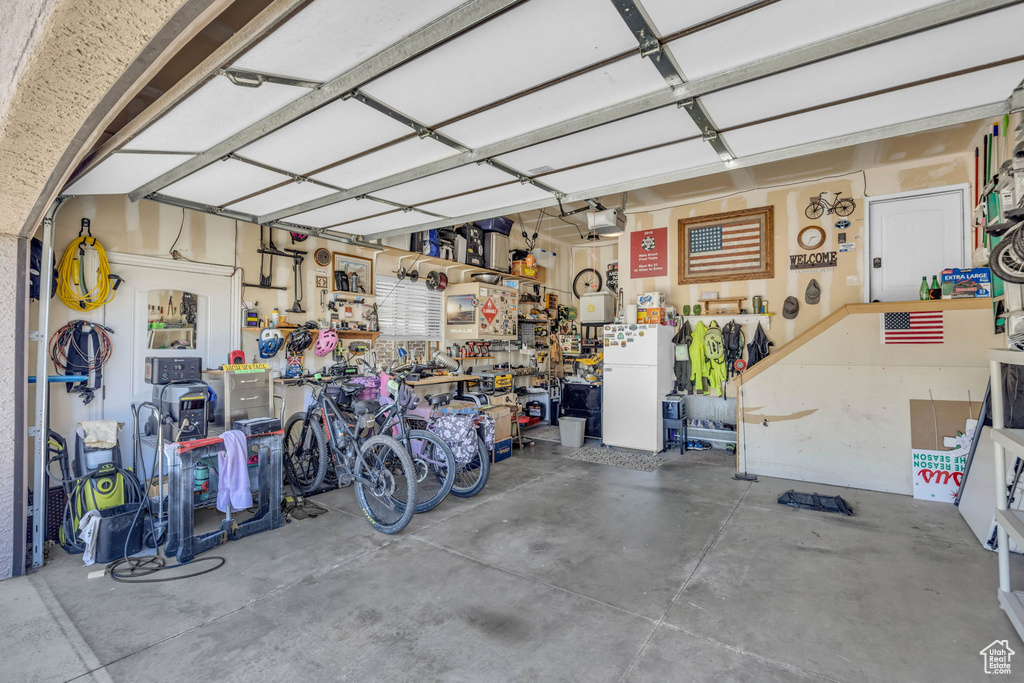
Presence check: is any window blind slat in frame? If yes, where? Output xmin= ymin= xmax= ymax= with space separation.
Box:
xmin=374 ymin=275 xmax=443 ymax=342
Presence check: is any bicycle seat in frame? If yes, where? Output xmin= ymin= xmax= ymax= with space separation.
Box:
xmin=353 ymin=399 xmax=380 ymax=416
xmin=340 ymin=383 xmax=363 ymax=395
xmin=425 ymin=393 xmax=452 ymax=407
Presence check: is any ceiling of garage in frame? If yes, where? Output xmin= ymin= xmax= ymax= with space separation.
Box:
xmin=65 ymin=0 xmax=1024 ymax=240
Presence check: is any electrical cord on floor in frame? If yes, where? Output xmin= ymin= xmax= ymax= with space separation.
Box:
xmin=107 ymin=554 xmax=225 ymax=583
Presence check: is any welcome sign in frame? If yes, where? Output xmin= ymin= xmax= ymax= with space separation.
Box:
xmin=789 ymin=251 xmax=837 ymax=270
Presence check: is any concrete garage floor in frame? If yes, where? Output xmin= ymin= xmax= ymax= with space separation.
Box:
xmin=3 ymin=441 xmax=1022 ymax=682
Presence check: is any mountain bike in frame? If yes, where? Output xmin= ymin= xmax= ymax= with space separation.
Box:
xmin=375 ymin=366 xmax=456 ymax=513
xmin=283 ymin=374 xmax=416 ymax=534
xmin=805 ymin=191 xmax=855 ymax=219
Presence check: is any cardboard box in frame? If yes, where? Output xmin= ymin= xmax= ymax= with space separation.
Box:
xmin=637 ymin=292 xmax=665 ymax=308
xmin=511 ymin=261 xmax=537 ymax=278
xmin=637 ymin=308 xmax=665 ymax=324
xmin=483 ymin=405 xmax=513 ymax=441
xmin=491 ymin=438 xmax=513 ymax=463
xmin=489 ymin=393 xmax=518 ymax=407
xmin=941 ymin=268 xmax=991 ymax=298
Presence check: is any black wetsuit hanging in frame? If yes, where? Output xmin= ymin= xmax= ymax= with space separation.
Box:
xmin=672 ymin=319 xmax=693 ymax=393
xmin=722 ymin=321 xmax=744 ymax=377
xmin=746 ymin=323 xmax=772 ymax=368
xmin=65 ymin=321 xmax=101 ymax=404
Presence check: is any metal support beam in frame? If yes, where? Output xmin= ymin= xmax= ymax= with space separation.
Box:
xmin=31 ymin=198 xmax=65 ymax=569
xmin=363 ymin=102 xmax=1008 ymax=239
xmin=352 ymin=92 xmax=470 ymax=152
xmin=127 ymin=0 xmax=525 ymax=202
xmin=262 ymin=0 xmax=1015 ymax=223
xmin=143 ymin=193 xmax=385 ymax=250
xmin=611 ymin=0 xmax=735 ymax=160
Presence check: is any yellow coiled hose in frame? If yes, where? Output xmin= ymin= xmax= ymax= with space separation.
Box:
xmin=56 ymin=236 xmax=116 ymax=311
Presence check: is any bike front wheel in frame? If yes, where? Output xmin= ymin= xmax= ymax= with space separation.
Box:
xmin=804 ymin=202 xmax=824 ymax=219
xmin=354 ymin=434 xmax=417 ymax=534
xmin=449 ymin=435 xmax=490 ymax=498
xmin=284 ymin=412 xmax=328 ymax=494
xmin=392 ymin=429 xmax=456 ymax=514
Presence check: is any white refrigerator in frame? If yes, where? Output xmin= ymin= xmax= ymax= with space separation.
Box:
xmin=602 ymin=324 xmax=675 ymax=452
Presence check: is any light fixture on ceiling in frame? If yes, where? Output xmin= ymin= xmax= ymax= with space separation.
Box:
xmin=586 ymin=208 xmax=625 ymax=237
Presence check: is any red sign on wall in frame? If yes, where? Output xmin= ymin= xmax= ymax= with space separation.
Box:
xmin=630 ymin=227 xmax=667 ymax=278
xmin=481 ymin=297 xmax=498 ymax=323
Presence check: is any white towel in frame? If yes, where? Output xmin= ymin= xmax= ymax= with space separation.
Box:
xmin=78 ymin=510 xmax=102 ymax=566
xmin=217 ymin=430 xmax=253 ymax=512
xmin=76 ymin=420 xmax=124 ymax=449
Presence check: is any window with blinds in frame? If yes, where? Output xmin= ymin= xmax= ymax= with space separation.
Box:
xmin=374 ymin=275 xmax=443 ymax=342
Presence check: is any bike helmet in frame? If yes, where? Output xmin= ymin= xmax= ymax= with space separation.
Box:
xmin=286 ymin=327 xmax=313 ymax=354
xmin=257 ymin=328 xmax=284 ymax=358
xmin=314 ymin=329 xmax=339 ymax=356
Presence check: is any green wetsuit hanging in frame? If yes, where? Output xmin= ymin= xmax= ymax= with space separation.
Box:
xmin=689 ymin=321 xmax=709 ymax=393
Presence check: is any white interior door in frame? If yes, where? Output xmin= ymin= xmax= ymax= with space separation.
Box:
xmin=98 ymin=254 xmax=239 ymax=457
xmin=868 ymin=187 xmax=967 ymax=302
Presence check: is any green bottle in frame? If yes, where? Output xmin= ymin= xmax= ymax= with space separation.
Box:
xmin=930 ymin=275 xmax=940 ymax=300
xmin=919 ymin=276 xmax=929 ymax=300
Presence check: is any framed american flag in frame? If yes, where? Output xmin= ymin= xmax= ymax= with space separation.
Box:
xmin=678 ymin=207 xmax=774 ymax=285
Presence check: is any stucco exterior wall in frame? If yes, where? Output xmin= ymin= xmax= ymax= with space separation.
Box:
xmin=0 ymin=234 xmax=21 ymax=578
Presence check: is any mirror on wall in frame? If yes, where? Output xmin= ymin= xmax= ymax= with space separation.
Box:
xmin=147 ymin=289 xmax=199 ymax=349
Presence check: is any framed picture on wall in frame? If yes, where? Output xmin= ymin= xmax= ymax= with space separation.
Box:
xmin=332 ymin=253 xmax=373 ymax=294
xmin=678 ymin=206 xmax=774 ymax=285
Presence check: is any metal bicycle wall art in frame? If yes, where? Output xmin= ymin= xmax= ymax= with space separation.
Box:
xmin=805 ymin=191 xmax=856 ymax=219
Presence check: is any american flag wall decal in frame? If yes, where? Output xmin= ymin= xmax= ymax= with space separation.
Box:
xmin=882 ymin=311 xmax=944 ymax=344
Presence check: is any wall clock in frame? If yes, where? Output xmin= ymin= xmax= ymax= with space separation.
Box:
xmin=797 ymin=225 xmax=826 ymax=251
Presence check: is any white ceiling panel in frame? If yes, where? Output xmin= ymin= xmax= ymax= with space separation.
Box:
xmin=725 ymin=63 xmax=1024 ymax=157
xmin=334 ymin=210 xmax=438 ymax=236
xmin=541 ymin=138 xmax=721 ymax=193
xmin=437 ymin=57 xmax=669 ymax=148
xmin=225 ymin=181 xmax=337 ymax=216
xmin=123 ymin=76 xmax=305 ymax=152
xmin=65 ymin=153 xmax=194 ymax=195
xmin=161 ymin=159 xmax=289 ymax=207
xmin=496 ymin=106 xmax=700 ymax=175
xmin=231 ymin=0 xmax=467 ymax=82
xmin=288 ymin=197 xmax=393 ymax=229
xmin=237 ymin=98 xmax=412 ymax=174
xmin=703 ymin=5 xmax=1024 ymax=129
xmin=361 ymin=0 xmax=637 ymax=125
xmin=372 ymin=163 xmax=518 ymax=206
xmin=417 ymin=182 xmax=554 ymax=218
xmin=640 ymin=0 xmax=758 ymax=36
xmin=667 ymin=0 xmax=943 ymax=81
xmin=311 ymin=137 xmax=459 ymax=189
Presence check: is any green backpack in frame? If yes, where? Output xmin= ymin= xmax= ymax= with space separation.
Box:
xmin=704 ymin=324 xmax=725 ymax=362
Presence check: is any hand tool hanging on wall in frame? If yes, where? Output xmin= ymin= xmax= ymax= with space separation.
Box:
xmin=283 ymin=247 xmax=307 ymax=313
xmin=243 ymin=226 xmax=287 ymax=291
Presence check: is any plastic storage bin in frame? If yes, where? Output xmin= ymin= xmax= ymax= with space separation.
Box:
xmin=559 ymin=417 xmax=586 ymax=448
